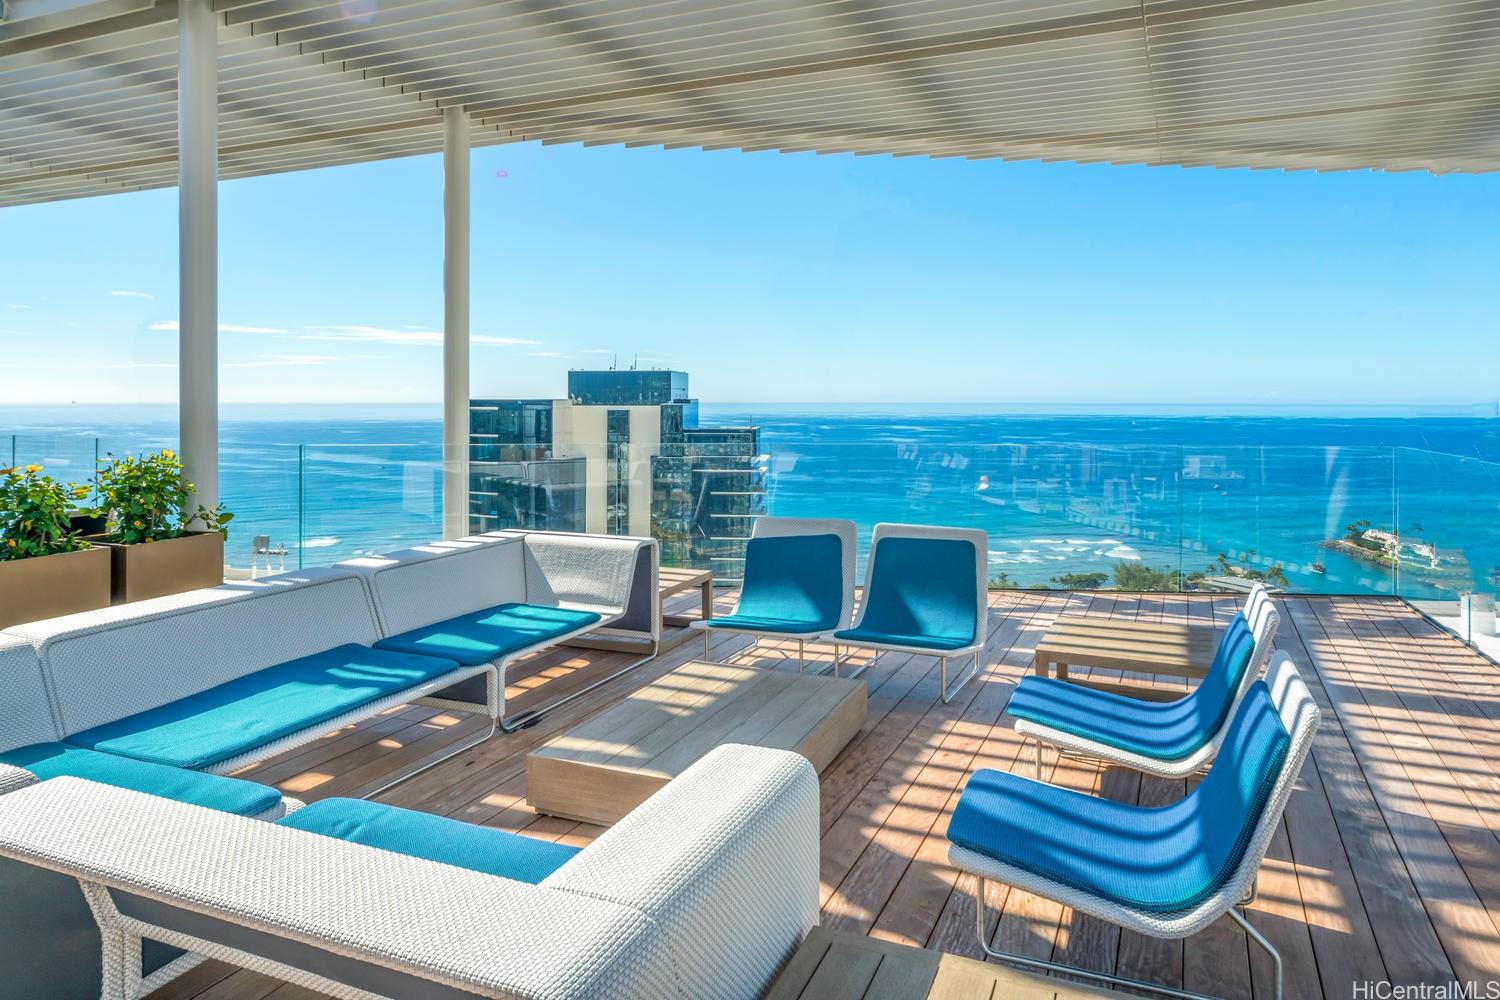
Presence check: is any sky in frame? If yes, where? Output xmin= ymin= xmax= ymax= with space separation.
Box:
xmin=1 ymin=141 xmax=1496 ymax=408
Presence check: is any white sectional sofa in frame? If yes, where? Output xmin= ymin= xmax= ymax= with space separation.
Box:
xmin=0 ymin=529 xmax=658 ymax=998
xmin=343 ymin=530 xmax=658 ymax=731
xmin=0 ymin=744 xmax=819 ymax=1000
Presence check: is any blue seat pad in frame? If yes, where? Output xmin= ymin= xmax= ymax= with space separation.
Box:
xmin=278 ymin=797 xmax=579 ymax=883
xmin=65 ymin=644 xmax=462 ymax=770
xmin=707 ymin=533 xmax=845 ymax=633
xmin=705 ymin=613 xmax=834 ymax=635
xmin=842 ymin=536 xmax=977 ymax=650
xmin=0 ymin=742 xmax=282 ymax=817
xmin=1006 ymin=613 xmax=1256 ymax=760
xmin=832 ymin=624 xmax=975 ymax=651
xmin=373 ymin=603 xmax=602 ymax=666
xmin=949 ymin=684 xmax=1290 ymax=914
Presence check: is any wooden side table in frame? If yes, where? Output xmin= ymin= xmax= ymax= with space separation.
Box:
xmin=1033 ymin=615 xmax=1221 ymax=701
xmin=659 ymin=565 xmax=715 ymax=628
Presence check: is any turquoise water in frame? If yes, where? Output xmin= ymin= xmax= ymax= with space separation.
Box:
xmin=4 ymin=404 xmax=1497 ymax=600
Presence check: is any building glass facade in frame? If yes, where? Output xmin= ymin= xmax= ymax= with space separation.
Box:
xmin=470 ymin=371 xmax=761 ymax=577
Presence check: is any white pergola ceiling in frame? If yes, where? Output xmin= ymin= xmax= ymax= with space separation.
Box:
xmin=3 ymin=0 xmax=1499 ymax=208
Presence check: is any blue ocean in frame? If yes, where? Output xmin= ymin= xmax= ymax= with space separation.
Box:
xmin=4 ymin=403 xmax=1497 ymax=600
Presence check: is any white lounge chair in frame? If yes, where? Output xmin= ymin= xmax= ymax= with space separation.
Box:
xmin=691 ymin=516 xmax=856 ymax=672
xmin=948 ymin=651 xmax=1319 ymax=1000
xmin=1008 ymin=583 xmax=1281 ymax=779
xmin=829 ymin=523 xmax=989 ymax=703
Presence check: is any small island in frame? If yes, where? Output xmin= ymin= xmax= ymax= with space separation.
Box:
xmin=1322 ymin=520 xmax=1471 ymax=591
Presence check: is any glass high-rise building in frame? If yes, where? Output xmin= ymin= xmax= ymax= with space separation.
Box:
xmin=469 ymin=370 xmax=763 ymax=579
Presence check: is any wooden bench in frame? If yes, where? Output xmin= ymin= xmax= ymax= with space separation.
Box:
xmin=766 ymin=927 xmax=1116 ymax=999
xmin=527 ymin=659 xmax=866 ymax=826
xmin=1033 ymin=615 xmax=1221 ymax=701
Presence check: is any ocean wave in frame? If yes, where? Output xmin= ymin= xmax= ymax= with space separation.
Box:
xmin=303 ymin=536 xmax=341 ymax=549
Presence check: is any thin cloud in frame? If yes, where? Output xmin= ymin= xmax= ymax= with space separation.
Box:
xmin=300 ymin=324 xmax=539 ymax=348
xmin=148 ymin=320 xmax=289 ymax=335
xmin=528 ymin=351 xmax=575 ymax=359
xmin=226 ymin=354 xmax=344 ymax=368
xmin=110 ymin=290 xmax=154 ymax=300
xmin=7 ymin=304 xmax=30 ymax=310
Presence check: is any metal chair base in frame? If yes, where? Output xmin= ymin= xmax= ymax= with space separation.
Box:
xmin=941 ymin=651 xmax=980 ymax=703
xmin=970 ymin=876 xmax=1282 ymax=1000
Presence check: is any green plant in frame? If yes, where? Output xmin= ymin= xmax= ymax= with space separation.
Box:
xmin=988 ymin=571 xmax=1020 ymax=590
xmin=93 ymin=449 xmax=234 ymax=544
xmin=1112 ymin=561 xmax=1180 ymax=591
xmin=1050 ymin=571 xmax=1108 ymax=590
xmin=0 ymin=465 xmax=91 ymax=561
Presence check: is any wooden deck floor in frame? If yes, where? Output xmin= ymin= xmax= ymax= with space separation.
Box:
xmin=151 ymin=591 xmax=1500 ymax=1000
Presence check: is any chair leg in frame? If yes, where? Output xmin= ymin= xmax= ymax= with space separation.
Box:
xmin=971 ymin=875 xmax=1251 ymax=1000
xmin=798 ymin=638 xmax=805 ymax=673
xmin=1034 ymin=738 xmax=1044 ymax=779
xmin=1228 ymin=907 xmax=1282 ymax=1000
xmin=703 ymin=629 xmax=711 ymax=658
xmin=940 ymin=650 xmax=980 ymax=704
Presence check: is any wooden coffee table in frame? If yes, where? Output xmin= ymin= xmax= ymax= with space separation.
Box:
xmin=527 ymin=660 xmax=866 ymax=826
xmin=1033 ymin=615 xmax=1221 ymax=700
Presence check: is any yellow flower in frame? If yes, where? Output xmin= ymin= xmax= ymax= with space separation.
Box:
xmin=6 ymin=539 xmax=14 ymax=548
xmin=162 ymin=450 xmax=175 ymax=459
xmin=24 ymin=464 xmax=41 ymax=474
xmin=133 ymin=519 xmax=143 ymax=528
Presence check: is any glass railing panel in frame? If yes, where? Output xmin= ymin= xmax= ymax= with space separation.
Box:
xmin=968 ymin=443 xmax=1180 ymax=591
xmin=220 ymin=442 xmax=302 ymax=579
xmin=10 ymin=433 xmax=102 ymax=496
xmin=1179 ymin=445 xmax=1396 ymax=596
xmin=1395 ymin=447 xmax=1500 ymax=648
xmin=300 ymin=443 xmax=443 ymax=566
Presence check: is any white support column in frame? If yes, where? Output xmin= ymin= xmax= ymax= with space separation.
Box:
xmin=178 ymin=0 xmax=218 ymax=516
xmin=442 ymin=106 xmax=471 ymax=539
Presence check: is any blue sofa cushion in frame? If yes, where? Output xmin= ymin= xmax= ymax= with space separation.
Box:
xmin=278 ymin=797 xmax=579 ymax=883
xmin=1006 ymin=612 xmax=1257 ymax=760
xmin=834 ymin=535 xmax=978 ymax=651
xmin=0 ymin=742 xmax=282 ymax=817
xmin=373 ymin=604 xmax=602 ymax=666
xmin=65 ymin=644 xmax=462 ymax=770
xmin=706 ymin=532 xmax=845 ymax=634
xmin=948 ymin=683 xmax=1290 ymax=914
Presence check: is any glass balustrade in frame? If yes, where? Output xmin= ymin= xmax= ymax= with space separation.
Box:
xmin=5 ymin=429 xmax=1497 ymax=653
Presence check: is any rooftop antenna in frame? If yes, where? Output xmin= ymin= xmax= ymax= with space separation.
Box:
xmin=631 ymin=354 xmax=638 ymax=371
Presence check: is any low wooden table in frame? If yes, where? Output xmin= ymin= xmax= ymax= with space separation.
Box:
xmin=1033 ymin=615 xmax=1221 ymax=701
xmin=527 ymin=660 xmax=866 ymax=826
xmin=766 ymin=927 xmax=1115 ymax=1000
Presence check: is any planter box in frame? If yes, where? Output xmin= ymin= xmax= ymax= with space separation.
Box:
xmin=0 ymin=546 xmax=112 ymax=629
xmin=94 ymin=532 xmax=225 ymax=605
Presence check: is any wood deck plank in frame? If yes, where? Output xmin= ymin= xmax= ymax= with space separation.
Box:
xmin=151 ymin=591 xmax=1499 ymax=1000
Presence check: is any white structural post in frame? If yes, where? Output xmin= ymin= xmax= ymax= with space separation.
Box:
xmin=442 ymin=106 xmax=471 ymax=539
xmin=178 ymin=0 xmax=218 ymax=515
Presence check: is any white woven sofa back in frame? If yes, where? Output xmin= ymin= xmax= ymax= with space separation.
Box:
xmin=489 ymin=529 xmax=649 ymax=617
xmin=5 ymin=568 xmax=381 ymax=736
xmin=0 ymin=635 xmax=58 ymax=753
xmin=545 ymin=744 xmax=820 ymax=999
xmin=340 ymin=536 xmax=528 ymax=637
xmin=0 ymin=745 xmax=819 ymax=999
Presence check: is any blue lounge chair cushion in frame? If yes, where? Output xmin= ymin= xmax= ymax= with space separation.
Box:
xmin=834 ymin=535 xmax=978 ymax=650
xmin=948 ymin=682 xmax=1290 ymax=914
xmin=373 ymin=603 xmax=602 ymax=666
xmin=65 ymin=644 xmax=463 ymax=770
xmin=705 ymin=532 xmax=845 ymax=633
xmin=1006 ymin=612 xmax=1257 ymax=760
xmin=0 ymin=742 xmax=282 ymax=817
xmin=278 ymin=797 xmax=579 ymax=883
